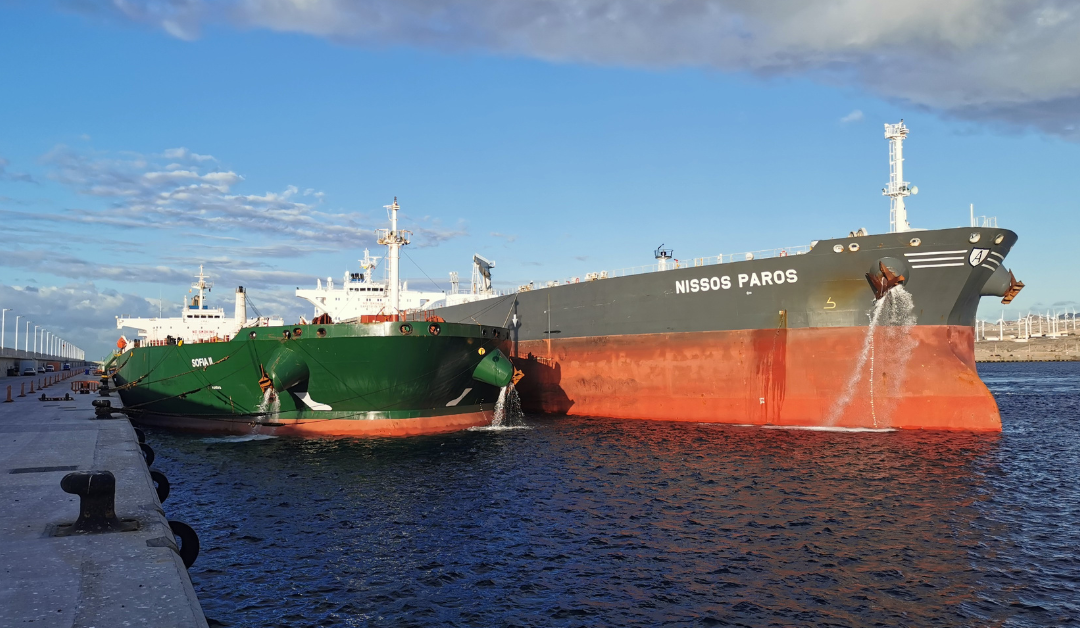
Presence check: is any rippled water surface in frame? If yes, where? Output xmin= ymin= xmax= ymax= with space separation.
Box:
xmin=149 ymin=362 xmax=1080 ymax=627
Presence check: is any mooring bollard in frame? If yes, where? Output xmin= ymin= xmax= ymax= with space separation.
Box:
xmin=4 ymin=386 xmax=11 ymax=403
xmin=57 ymin=471 xmax=138 ymax=534
xmin=18 ymin=382 xmax=25 ymax=397
xmin=28 ymin=380 xmax=34 ymax=393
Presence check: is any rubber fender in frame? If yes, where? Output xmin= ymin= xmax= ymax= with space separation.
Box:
xmin=139 ymin=443 xmax=155 ymax=467
xmin=980 ymin=264 xmax=1012 ymax=297
xmin=867 ymin=256 xmax=910 ymax=284
xmin=472 ymin=348 xmax=514 ymax=388
xmin=150 ymin=470 xmax=170 ymax=504
xmin=264 ymin=346 xmax=310 ymax=392
xmin=169 ymin=520 xmax=200 ymax=568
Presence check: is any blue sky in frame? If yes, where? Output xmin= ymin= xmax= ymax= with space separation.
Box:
xmin=1 ymin=1 xmax=1078 ymax=358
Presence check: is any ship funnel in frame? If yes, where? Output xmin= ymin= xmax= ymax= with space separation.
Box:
xmin=235 ymin=286 xmax=247 ymax=323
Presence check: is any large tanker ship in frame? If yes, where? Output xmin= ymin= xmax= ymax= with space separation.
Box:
xmin=423 ymin=121 xmax=1023 ymax=431
xmin=294 ymin=121 xmax=1023 ymax=431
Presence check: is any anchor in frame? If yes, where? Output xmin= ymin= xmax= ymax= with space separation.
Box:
xmin=866 ymin=260 xmax=906 ymax=300
xmin=1001 ymin=270 xmax=1025 ymax=304
xmin=257 ymin=365 xmax=274 ymax=394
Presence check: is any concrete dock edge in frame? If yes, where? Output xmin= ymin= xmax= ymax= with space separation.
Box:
xmin=0 ymin=371 xmax=209 ymax=627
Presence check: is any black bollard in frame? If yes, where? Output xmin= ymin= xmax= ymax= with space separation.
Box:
xmin=57 ymin=471 xmax=138 ymax=534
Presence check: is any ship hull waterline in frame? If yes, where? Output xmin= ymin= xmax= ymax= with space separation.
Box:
xmin=511 ymin=325 xmax=999 ymax=431
xmin=124 ymin=406 xmax=496 ymax=438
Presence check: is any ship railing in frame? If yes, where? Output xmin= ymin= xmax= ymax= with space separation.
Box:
xmin=533 ymin=244 xmax=813 ymax=287
xmin=131 ymin=336 xmax=232 ymax=348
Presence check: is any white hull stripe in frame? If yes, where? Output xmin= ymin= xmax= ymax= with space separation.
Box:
xmin=907 ymin=256 xmax=964 ymax=263
xmin=905 ymin=249 xmax=967 ymax=257
xmin=989 ymin=251 xmax=1005 ymax=260
xmin=984 ymin=260 xmax=1000 ymax=270
xmin=911 ymin=262 xmax=966 ymax=269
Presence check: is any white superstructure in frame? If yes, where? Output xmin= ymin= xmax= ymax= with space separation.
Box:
xmin=294 ymin=199 xmax=501 ymax=321
xmin=883 ymin=120 xmax=918 ymax=233
xmin=117 ymin=265 xmax=282 ymax=346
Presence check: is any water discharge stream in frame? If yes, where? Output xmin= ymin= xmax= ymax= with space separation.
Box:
xmin=829 ymin=285 xmax=917 ymax=427
xmin=475 ymin=384 xmax=527 ymax=431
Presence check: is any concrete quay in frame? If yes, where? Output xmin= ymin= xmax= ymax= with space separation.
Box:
xmin=975 ymin=336 xmax=1080 ymax=362
xmin=0 ymin=371 xmax=208 ymax=627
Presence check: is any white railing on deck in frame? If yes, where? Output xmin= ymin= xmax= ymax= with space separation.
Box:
xmin=525 ymin=244 xmax=813 ymax=289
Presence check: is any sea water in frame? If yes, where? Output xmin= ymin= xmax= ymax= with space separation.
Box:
xmin=149 ymin=361 xmax=1080 ymax=627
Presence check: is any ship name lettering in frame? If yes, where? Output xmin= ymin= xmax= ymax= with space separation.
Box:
xmin=192 ymin=357 xmax=214 ymax=368
xmin=677 ymin=269 xmax=797 ymax=295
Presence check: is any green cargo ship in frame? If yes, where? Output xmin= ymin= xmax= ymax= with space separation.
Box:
xmin=111 ymin=201 xmax=517 ymax=437
xmin=111 ymin=319 xmax=516 ymax=437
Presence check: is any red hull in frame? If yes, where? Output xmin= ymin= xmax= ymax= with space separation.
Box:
xmin=513 ymin=325 xmax=1000 ymax=431
xmin=129 ymin=409 xmax=494 ymax=438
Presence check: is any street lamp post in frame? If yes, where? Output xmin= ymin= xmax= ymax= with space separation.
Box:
xmin=34 ymin=327 xmax=40 ymax=354
xmin=15 ymin=315 xmax=20 ymax=354
xmin=1 ymin=308 xmax=9 ymax=350
xmin=25 ymin=321 xmax=30 ymax=352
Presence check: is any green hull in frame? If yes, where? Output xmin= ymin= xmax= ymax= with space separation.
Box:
xmin=113 ymin=320 xmax=514 ymax=437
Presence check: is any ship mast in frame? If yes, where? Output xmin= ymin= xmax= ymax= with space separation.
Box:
xmin=376 ymin=198 xmax=411 ymax=315
xmin=883 ymin=120 xmax=917 ymax=233
xmin=191 ymin=264 xmax=213 ymax=310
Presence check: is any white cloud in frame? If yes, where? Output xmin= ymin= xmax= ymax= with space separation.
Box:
xmin=161 ymin=147 xmax=215 ymax=162
xmin=39 ymin=144 xmax=380 ymax=246
xmin=840 ymin=109 xmax=864 ymax=123
xmin=77 ymin=0 xmax=1080 ymax=138
xmin=0 ymin=282 xmax=160 ymax=359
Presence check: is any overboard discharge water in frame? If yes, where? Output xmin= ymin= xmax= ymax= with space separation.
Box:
xmin=829 ymin=286 xmax=918 ymax=428
xmin=479 ymin=384 xmax=527 ymax=430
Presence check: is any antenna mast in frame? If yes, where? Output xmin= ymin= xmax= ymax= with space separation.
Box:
xmin=883 ymin=120 xmax=917 ymax=233
xmin=192 ymin=264 xmax=213 ymax=310
xmin=376 ymin=198 xmax=411 ymax=315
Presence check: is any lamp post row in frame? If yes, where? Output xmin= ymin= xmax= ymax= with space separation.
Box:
xmin=0 ymin=309 xmax=85 ymax=361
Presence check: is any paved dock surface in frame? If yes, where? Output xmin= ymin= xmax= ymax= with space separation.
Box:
xmin=0 ymin=372 xmax=208 ymax=627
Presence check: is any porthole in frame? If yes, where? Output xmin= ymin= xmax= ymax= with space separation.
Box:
xmin=428 ymin=323 xmax=441 ymax=336
xmin=848 ymin=242 xmax=860 ymax=252
xmin=399 ymin=323 xmax=413 ymax=335
xmin=316 ymin=328 xmax=327 ymax=338
xmin=993 ymin=233 xmax=1005 ymax=245
xmin=293 ymin=328 xmax=302 ymax=337
xmin=283 ymin=330 xmax=291 ymax=339
xmin=969 ymin=232 xmax=981 ymax=243
xmin=909 ymin=237 xmax=921 ymax=247
xmin=248 ymin=331 xmax=257 ymax=339
xmin=478 ymin=347 xmax=486 ymax=355
xmin=833 ymin=244 xmax=845 ymax=253
xmin=492 ymin=329 xmax=500 ymax=338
